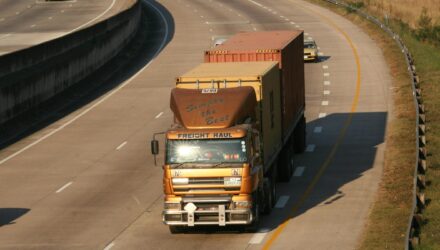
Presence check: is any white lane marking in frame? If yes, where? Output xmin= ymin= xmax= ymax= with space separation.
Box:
xmin=280 ymin=15 xmax=285 ymax=18
xmin=253 ymin=27 xmax=257 ymax=31
xmin=200 ymin=15 xmax=204 ymax=18
xmin=305 ymin=32 xmax=309 ymax=35
xmin=284 ymin=18 xmax=289 ymax=21
xmin=294 ymin=166 xmax=305 ymax=177
xmin=30 ymin=24 xmax=36 ymax=28
xmin=324 ymin=72 xmax=330 ymax=77
xmin=0 ymin=0 xmax=170 ymax=166
xmin=70 ymin=0 xmax=116 ymax=33
xmin=61 ymin=10 xmax=65 ymax=13
xmin=248 ymin=0 xmax=263 ymax=7
xmin=56 ymin=182 xmax=73 ymax=193
xmin=318 ymin=46 xmax=321 ymax=50
xmin=0 ymin=18 xmax=4 ymax=22
xmin=249 ymin=232 xmax=267 ymax=244
xmin=295 ymin=25 xmax=300 ymax=28
xmin=273 ymin=11 xmax=277 ymax=14
xmin=324 ymin=90 xmax=330 ymax=95
xmin=275 ymin=195 xmax=290 ymax=208
xmin=290 ymin=21 xmax=295 ymax=24
xmin=318 ymin=113 xmax=327 ymax=118
xmin=103 ymin=242 xmax=115 ymax=250
xmin=155 ymin=112 xmax=164 ymax=119
xmin=16 ymin=12 xmax=20 ymax=15
xmin=324 ymin=80 xmax=330 ymax=85
xmin=314 ymin=126 xmax=322 ymax=133
xmin=209 ymin=28 xmax=213 ymax=32
xmin=48 ymin=16 xmax=53 ymax=20
xmin=323 ymin=65 xmax=329 ymax=69
xmin=306 ymin=144 xmax=316 ymax=152
xmin=116 ymin=141 xmax=127 ymax=150
xmin=132 ymin=195 xmax=141 ymax=205
xmin=322 ymin=101 xmax=329 ymax=106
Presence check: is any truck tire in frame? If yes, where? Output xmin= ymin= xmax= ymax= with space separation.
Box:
xmin=294 ymin=115 xmax=306 ymax=153
xmin=169 ymin=225 xmax=186 ymax=234
xmin=278 ymin=145 xmax=294 ymax=182
xmin=262 ymin=177 xmax=273 ymax=215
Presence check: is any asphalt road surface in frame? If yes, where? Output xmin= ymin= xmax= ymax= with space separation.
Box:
xmin=0 ymin=0 xmax=391 ymax=249
xmin=0 ymin=0 xmax=119 ymax=55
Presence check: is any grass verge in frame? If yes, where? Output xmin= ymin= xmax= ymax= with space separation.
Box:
xmin=304 ymin=0 xmax=418 ymax=249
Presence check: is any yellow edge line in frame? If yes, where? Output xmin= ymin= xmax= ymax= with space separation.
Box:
xmin=262 ymin=3 xmax=362 ymax=249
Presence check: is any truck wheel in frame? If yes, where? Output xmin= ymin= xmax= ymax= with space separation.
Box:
xmin=278 ymin=146 xmax=293 ymax=182
xmin=294 ymin=115 xmax=306 ymax=153
xmin=169 ymin=225 xmax=186 ymax=234
xmin=262 ymin=177 xmax=273 ymax=215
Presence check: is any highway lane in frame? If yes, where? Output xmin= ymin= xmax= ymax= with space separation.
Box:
xmin=0 ymin=0 xmax=117 ymax=55
xmin=0 ymin=0 xmax=391 ymax=249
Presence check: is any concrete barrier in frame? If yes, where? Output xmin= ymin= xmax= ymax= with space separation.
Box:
xmin=0 ymin=0 xmax=140 ymax=124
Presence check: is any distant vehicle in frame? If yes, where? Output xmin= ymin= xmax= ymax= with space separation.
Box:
xmin=303 ymin=39 xmax=318 ymax=62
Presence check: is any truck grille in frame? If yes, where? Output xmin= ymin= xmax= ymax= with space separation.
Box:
xmin=172 ymin=177 xmax=241 ymax=194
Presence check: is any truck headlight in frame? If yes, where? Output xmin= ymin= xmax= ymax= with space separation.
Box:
xmin=232 ymin=201 xmax=252 ymax=209
xmin=164 ymin=202 xmax=181 ymax=210
xmin=172 ymin=178 xmax=189 ymax=185
xmin=224 ymin=177 xmax=241 ymax=186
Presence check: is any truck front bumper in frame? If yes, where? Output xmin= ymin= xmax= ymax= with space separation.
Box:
xmin=163 ymin=205 xmax=253 ymax=226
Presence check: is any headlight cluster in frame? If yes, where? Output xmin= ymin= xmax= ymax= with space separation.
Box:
xmin=164 ymin=202 xmax=181 ymax=210
xmin=232 ymin=201 xmax=252 ymax=209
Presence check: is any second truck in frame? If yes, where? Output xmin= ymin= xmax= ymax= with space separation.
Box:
xmin=151 ymin=31 xmax=305 ymax=233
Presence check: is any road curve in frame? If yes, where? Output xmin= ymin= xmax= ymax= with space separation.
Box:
xmin=0 ymin=0 xmax=391 ymax=249
xmin=0 ymin=0 xmax=118 ymax=55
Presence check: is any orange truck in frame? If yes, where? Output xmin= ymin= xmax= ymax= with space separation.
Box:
xmin=151 ymin=31 xmax=305 ymax=233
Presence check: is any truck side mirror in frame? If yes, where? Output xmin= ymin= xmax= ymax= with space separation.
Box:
xmin=151 ymin=140 xmax=159 ymax=155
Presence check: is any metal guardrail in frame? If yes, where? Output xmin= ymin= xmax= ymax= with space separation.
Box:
xmin=320 ymin=1 xmax=425 ymax=249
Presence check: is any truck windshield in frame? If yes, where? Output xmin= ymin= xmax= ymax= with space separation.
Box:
xmin=166 ymin=139 xmax=247 ymax=164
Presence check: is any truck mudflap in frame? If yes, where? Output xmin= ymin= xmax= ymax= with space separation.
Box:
xmin=163 ymin=204 xmax=252 ymax=226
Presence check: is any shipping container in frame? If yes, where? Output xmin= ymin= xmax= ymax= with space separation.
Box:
xmin=176 ymin=61 xmax=282 ymax=170
xmin=204 ymin=31 xmax=305 ymax=141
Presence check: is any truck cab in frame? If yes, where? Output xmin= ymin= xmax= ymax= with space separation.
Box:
xmin=161 ymin=125 xmax=264 ymax=231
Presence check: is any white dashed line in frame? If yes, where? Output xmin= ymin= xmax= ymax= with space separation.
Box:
xmin=61 ymin=10 xmax=65 ymax=13
xmin=324 ymin=73 xmax=330 ymax=77
xmin=200 ymin=15 xmax=204 ymax=18
xmin=30 ymin=24 xmax=36 ymax=28
xmin=314 ymin=127 xmax=323 ymax=133
xmin=295 ymin=25 xmax=300 ymax=28
xmin=324 ymin=80 xmax=331 ymax=85
xmin=0 ymin=18 xmax=4 ymax=22
xmin=280 ymin=15 xmax=285 ymax=18
xmin=253 ymin=27 xmax=257 ymax=31
xmin=322 ymin=101 xmax=329 ymax=106
xmin=0 ymin=34 xmax=11 ymax=39
xmin=290 ymin=21 xmax=295 ymax=24
xmin=16 ymin=12 xmax=20 ymax=15
xmin=305 ymin=32 xmax=309 ymax=35
xmin=209 ymin=28 xmax=213 ymax=32
xmin=56 ymin=182 xmax=73 ymax=193
xmin=323 ymin=65 xmax=329 ymax=69
xmin=306 ymin=144 xmax=316 ymax=152
xmin=318 ymin=113 xmax=327 ymax=118
xmin=324 ymin=90 xmax=331 ymax=95
xmin=294 ymin=166 xmax=305 ymax=177
xmin=249 ymin=232 xmax=267 ymax=244
xmin=116 ymin=141 xmax=127 ymax=150
xmin=103 ymin=242 xmax=115 ymax=250
xmin=48 ymin=16 xmax=53 ymax=20
xmin=70 ymin=0 xmax=116 ymax=33
xmin=275 ymin=196 xmax=290 ymax=208
xmin=155 ymin=112 xmax=164 ymax=119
